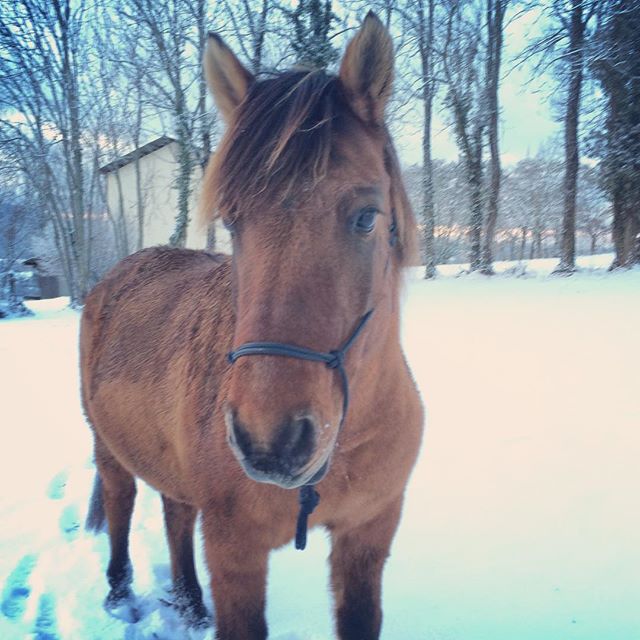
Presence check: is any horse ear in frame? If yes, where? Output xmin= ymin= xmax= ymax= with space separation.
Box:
xmin=339 ymin=12 xmax=394 ymax=125
xmin=205 ymin=33 xmax=254 ymax=122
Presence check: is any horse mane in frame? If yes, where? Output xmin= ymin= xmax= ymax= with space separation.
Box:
xmin=200 ymin=68 xmax=417 ymax=266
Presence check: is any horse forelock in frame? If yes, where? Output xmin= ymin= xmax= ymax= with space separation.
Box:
xmin=201 ymin=70 xmax=341 ymax=221
xmin=199 ymin=68 xmax=417 ymax=267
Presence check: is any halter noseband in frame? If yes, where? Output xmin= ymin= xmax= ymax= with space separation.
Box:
xmin=227 ymin=309 xmax=374 ymax=550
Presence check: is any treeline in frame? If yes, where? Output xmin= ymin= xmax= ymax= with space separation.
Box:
xmin=397 ymin=0 xmax=639 ymax=276
xmin=403 ymin=157 xmax=609 ymax=265
xmin=0 ymin=1 xmax=638 ymax=304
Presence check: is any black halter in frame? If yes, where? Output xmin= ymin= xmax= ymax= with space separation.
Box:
xmin=227 ymin=309 xmax=374 ymax=550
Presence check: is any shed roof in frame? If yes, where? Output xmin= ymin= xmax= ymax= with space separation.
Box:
xmin=99 ymin=136 xmax=176 ymax=175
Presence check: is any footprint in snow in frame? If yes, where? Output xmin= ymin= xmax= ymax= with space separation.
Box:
xmin=47 ymin=468 xmax=81 ymax=541
xmin=33 ymin=593 xmax=59 ymax=640
xmin=59 ymin=504 xmax=81 ymax=541
xmin=46 ymin=470 xmax=68 ymax=501
xmin=0 ymin=554 xmax=38 ymax=621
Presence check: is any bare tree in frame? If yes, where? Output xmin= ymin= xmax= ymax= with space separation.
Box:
xmin=438 ymin=0 xmax=486 ymax=271
xmin=0 ymin=0 xmax=94 ymax=303
xmin=117 ymin=0 xmax=211 ymax=248
xmin=553 ymin=0 xmax=594 ymax=272
xmin=286 ymin=0 xmax=339 ymax=68
xmin=394 ymin=0 xmax=439 ymax=278
xmin=480 ymin=0 xmax=507 ymax=274
xmin=220 ymin=0 xmax=274 ymax=74
xmin=516 ymin=1 xmax=600 ymax=273
xmin=417 ymin=0 xmax=438 ymax=278
xmin=591 ymin=0 xmax=640 ymax=268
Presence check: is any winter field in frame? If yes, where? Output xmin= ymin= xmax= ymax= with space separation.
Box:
xmin=0 ymin=254 xmax=639 ymax=640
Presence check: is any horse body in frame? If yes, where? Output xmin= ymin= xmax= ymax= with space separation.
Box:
xmin=81 ymin=13 xmax=423 ymax=640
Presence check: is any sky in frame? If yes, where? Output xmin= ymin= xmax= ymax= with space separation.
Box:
xmin=394 ymin=5 xmax=562 ymax=167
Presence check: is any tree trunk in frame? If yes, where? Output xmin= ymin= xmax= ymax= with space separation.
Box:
xmin=170 ymin=135 xmax=193 ymax=248
xmin=480 ymin=0 xmax=505 ymax=275
xmin=622 ymin=201 xmax=638 ymax=266
xmin=169 ymin=89 xmax=194 ymax=248
xmin=134 ymin=76 xmax=145 ymax=251
xmin=252 ymin=0 xmax=269 ymax=73
xmin=555 ymin=0 xmax=585 ymax=274
xmin=113 ymin=169 xmax=130 ymax=258
xmin=627 ymin=185 xmax=640 ymax=266
xmin=519 ymin=226 xmax=527 ymax=261
xmin=535 ymin=230 xmax=542 ymax=258
xmin=610 ymin=177 xmax=626 ymax=269
xmin=206 ymin=224 xmax=217 ymax=251
xmin=419 ymin=0 xmax=437 ymax=279
xmin=468 ymin=130 xmax=484 ymax=271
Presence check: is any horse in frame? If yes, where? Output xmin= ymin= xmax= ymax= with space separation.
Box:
xmin=80 ymin=12 xmax=423 ymax=640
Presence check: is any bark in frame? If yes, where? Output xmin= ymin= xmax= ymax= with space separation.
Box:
xmin=609 ymin=175 xmax=626 ymax=268
xmin=468 ymin=127 xmax=484 ymax=271
xmin=252 ymin=0 xmax=269 ymax=73
xmin=535 ymin=230 xmax=543 ymax=258
xmin=419 ymin=0 xmax=437 ymax=279
xmin=169 ymin=60 xmax=194 ymax=248
xmin=169 ymin=131 xmax=193 ymax=248
xmin=554 ymin=0 xmax=585 ymax=274
xmin=196 ymin=0 xmax=216 ymax=251
xmin=480 ymin=0 xmax=506 ymax=275
xmin=133 ymin=77 xmax=145 ymax=251
xmin=519 ymin=226 xmax=527 ymax=261
xmin=623 ymin=200 xmax=639 ymax=266
xmin=113 ymin=169 xmax=130 ymax=258
xmin=632 ymin=216 xmax=640 ymax=266
xmin=206 ymin=224 xmax=217 ymax=251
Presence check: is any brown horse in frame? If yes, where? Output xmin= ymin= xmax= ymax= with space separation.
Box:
xmin=81 ymin=12 xmax=423 ymax=640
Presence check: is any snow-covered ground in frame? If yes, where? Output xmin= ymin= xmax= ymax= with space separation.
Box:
xmin=1 ymin=255 xmax=639 ymax=640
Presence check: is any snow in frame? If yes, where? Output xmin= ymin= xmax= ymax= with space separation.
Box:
xmin=1 ymin=258 xmax=639 ymax=639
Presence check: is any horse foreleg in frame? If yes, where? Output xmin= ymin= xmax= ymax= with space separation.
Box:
xmin=201 ymin=508 xmax=269 ymax=640
xmin=93 ymin=436 xmax=137 ymax=612
xmin=330 ymin=496 xmax=403 ymax=640
xmin=161 ymin=494 xmax=210 ymax=627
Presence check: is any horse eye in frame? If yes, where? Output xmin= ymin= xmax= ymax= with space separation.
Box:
xmin=353 ymin=207 xmax=378 ymax=234
xmin=222 ymin=216 xmax=236 ymax=233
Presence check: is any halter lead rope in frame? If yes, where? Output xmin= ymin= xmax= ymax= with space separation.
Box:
xmin=227 ymin=309 xmax=374 ymax=550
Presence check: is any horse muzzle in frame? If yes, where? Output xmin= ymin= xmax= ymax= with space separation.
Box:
xmin=225 ymin=410 xmax=332 ymax=489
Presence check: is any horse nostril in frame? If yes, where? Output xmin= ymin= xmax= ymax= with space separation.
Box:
xmin=231 ymin=419 xmax=253 ymax=458
xmin=275 ymin=416 xmax=316 ymax=468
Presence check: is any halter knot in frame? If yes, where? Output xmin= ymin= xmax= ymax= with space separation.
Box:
xmin=326 ymin=350 xmax=345 ymax=370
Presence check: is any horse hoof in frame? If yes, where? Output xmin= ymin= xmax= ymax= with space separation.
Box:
xmin=104 ymin=588 xmax=141 ymax=623
xmin=159 ymin=593 xmax=212 ymax=629
xmin=183 ymin=602 xmax=212 ymax=629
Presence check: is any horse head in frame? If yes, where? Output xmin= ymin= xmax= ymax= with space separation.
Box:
xmin=202 ymin=13 xmax=416 ymax=489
